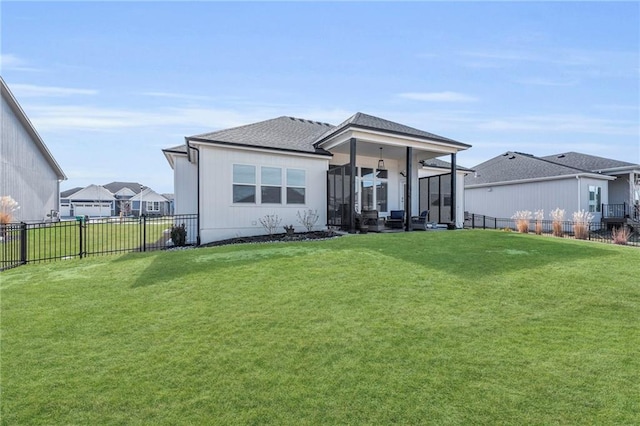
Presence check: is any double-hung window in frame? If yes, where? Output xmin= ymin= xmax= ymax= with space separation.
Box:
xmin=588 ymin=185 xmax=601 ymax=213
xmin=146 ymin=201 xmax=160 ymax=212
xmin=286 ymin=169 xmax=306 ymax=204
xmin=233 ymin=164 xmax=256 ymax=203
xmin=261 ymin=167 xmax=282 ymax=204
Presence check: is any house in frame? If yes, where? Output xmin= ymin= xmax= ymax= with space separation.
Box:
xmin=59 ymin=182 xmax=171 ymax=217
xmin=163 ymin=112 xmax=471 ymax=244
xmin=1 ymin=77 xmax=66 ymax=222
xmin=465 ymin=151 xmax=640 ymax=227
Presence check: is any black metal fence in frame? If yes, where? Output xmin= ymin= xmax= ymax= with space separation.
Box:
xmin=1 ymin=214 xmax=198 ymax=271
xmin=464 ymin=213 xmax=640 ymax=246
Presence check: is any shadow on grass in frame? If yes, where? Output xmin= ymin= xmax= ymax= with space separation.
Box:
xmin=116 ymin=230 xmax=623 ymax=288
xmin=367 ymin=230 xmax=620 ymax=278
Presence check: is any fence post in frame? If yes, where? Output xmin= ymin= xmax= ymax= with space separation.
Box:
xmin=78 ymin=218 xmax=84 ymax=259
xmin=472 ymin=214 xmax=475 ymax=228
xmin=20 ymin=222 xmax=27 ymax=265
xmin=142 ymin=214 xmax=147 ymax=252
xmin=483 ymin=215 xmax=486 ymax=230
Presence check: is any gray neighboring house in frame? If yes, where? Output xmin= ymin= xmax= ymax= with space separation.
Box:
xmin=1 ymin=77 xmax=66 ymax=222
xmin=59 ymin=182 xmax=171 ymax=218
xmin=465 ymin=151 xmax=640 ymax=227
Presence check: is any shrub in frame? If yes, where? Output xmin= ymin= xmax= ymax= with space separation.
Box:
xmin=170 ymin=223 xmax=187 ymax=246
xmin=511 ymin=210 xmax=532 ymax=233
xmin=259 ymin=214 xmax=282 ymax=236
xmin=297 ymin=209 xmax=320 ymax=232
xmin=550 ymin=208 xmax=565 ymax=237
xmin=611 ymin=226 xmax=631 ymax=245
xmin=572 ymin=210 xmax=593 ymax=240
xmin=534 ymin=210 xmax=544 ymax=235
xmin=0 ymin=196 xmax=20 ymax=224
xmin=283 ymin=224 xmax=295 ymax=236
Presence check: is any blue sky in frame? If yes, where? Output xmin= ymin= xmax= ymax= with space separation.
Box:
xmin=2 ymin=1 xmax=638 ymax=194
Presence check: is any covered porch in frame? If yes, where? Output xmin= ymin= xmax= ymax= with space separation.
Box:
xmin=317 ymin=113 xmax=470 ymax=233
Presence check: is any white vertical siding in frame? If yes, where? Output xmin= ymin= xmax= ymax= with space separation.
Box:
xmin=465 ymin=176 xmax=610 ymax=221
xmin=1 ymin=95 xmax=59 ymax=222
xmin=173 ymin=155 xmax=198 ymax=215
xmin=198 ymin=146 xmax=329 ymax=243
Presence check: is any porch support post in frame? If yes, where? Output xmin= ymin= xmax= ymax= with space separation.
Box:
xmin=349 ymin=138 xmax=357 ymax=234
xmin=405 ymin=146 xmax=413 ymax=231
xmin=451 ymin=152 xmax=457 ymax=228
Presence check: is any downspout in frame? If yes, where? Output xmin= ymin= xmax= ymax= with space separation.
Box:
xmin=186 ymin=138 xmax=201 ymax=246
xmin=576 ymin=175 xmax=581 ymax=212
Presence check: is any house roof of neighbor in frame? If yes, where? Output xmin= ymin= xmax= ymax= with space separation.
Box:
xmin=465 ymin=151 xmax=613 ymax=186
xmin=541 ymin=152 xmax=639 ymax=172
xmin=102 ymin=182 xmax=145 ymax=194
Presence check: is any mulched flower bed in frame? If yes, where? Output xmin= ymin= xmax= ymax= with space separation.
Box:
xmin=199 ymin=230 xmax=341 ymax=248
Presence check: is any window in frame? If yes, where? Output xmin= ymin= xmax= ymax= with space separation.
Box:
xmin=233 ymin=165 xmax=256 ymax=203
xmin=286 ymin=169 xmax=306 ymax=204
xmin=261 ymin=167 xmax=282 ymax=204
xmin=589 ymin=185 xmax=601 ymax=212
xmin=146 ymin=201 xmax=160 ymax=212
xmin=360 ymin=167 xmax=388 ymax=212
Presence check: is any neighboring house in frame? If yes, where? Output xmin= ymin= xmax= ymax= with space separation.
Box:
xmin=60 ymin=184 xmax=116 ymax=217
xmin=163 ymin=112 xmax=472 ymax=244
xmin=465 ymin=151 xmax=640 ymax=226
xmin=1 ymin=77 xmax=66 ymax=222
xmin=59 ymin=182 xmax=171 ymax=217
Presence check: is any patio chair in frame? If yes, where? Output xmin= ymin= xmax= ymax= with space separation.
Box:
xmin=411 ymin=210 xmax=430 ymax=230
xmin=385 ymin=210 xmax=405 ymax=229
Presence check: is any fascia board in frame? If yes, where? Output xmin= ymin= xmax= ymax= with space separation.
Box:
xmin=187 ymin=139 xmax=332 ymax=160
xmin=318 ymin=128 xmax=466 ymax=155
xmin=466 ymin=173 xmax=616 ymax=189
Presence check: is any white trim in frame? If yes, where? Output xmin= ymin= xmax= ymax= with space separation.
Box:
xmin=466 ymin=172 xmax=615 ymax=189
xmin=187 ymin=139 xmax=332 ymax=160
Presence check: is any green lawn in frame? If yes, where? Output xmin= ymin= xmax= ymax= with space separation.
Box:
xmin=1 ymin=231 xmax=638 ymax=425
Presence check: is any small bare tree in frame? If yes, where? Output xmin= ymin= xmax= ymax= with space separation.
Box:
xmin=297 ymin=209 xmax=319 ymax=232
xmin=259 ymin=214 xmax=282 ymax=236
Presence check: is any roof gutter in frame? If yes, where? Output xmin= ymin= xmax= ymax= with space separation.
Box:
xmin=466 ymin=172 xmax=616 ymax=189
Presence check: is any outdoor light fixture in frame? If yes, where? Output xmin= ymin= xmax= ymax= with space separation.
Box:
xmin=378 ymin=147 xmax=385 ymax=170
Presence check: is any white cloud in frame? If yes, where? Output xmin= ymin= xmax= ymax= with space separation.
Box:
xmin=398 ymin=92 xmax=479 ymax=102
xmin=0 ymin=54 xmax=40 ymax=71
xmin=514 ymin=77 xmax=578 ymax=87
xmin=139 ymin=92 xmax=213 ymax=101
xmin=11 ymin=84 xmax=98 ymax=97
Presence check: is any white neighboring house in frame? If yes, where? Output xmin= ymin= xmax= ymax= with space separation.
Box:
xmin=129 ymin=187 xmax=171 ymax=216
xmin=60 ymin=184 xmax=116 ymax=218
xmin=163 ymin=112 xmax=472 ymax=244
xmin=465 ymin=151 xmax=640 ymax=227
xmin=1 ymin=77 xmax=66 ymax=222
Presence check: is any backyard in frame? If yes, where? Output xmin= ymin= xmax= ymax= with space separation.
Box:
xmin=1 ymin=230 xmax=638 ymax=424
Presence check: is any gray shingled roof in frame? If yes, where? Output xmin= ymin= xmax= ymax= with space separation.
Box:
xmin=60 ymin=187 xmax=83 ymax=198
xmin=103 ymin=182 xmax=144 ymax=194
xmin=188 ymin=116 xmax=333 ymax=155
xmin=420 ymin=158 xmax=474 ymax=172
xmin=541 ymin=152 xmax=639 ymax=172
xmin=314 ymin=112 xmax=469 ymax=148
xmin=465 ymin=151 xmax=599 ymax=186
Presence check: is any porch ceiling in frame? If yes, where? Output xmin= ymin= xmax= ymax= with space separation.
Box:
xmin=329 ymin=139 xmax=448 ymax=162
xmin=322 ymin=128 xmax=466 ymax=161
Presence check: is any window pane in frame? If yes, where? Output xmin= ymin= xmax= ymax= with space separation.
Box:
xmin=376 ymin=169 xmax=388 ymax=179
xmin=233 ymin=185 xmax=256 ymax=203
xmin=287 ymin=187 xmax=305 ymax=204
xmin=262 ymin=167 xmax=281 ymax=186
xmin=376 ymin=181 xmax=388 ymax=212
xmin=361 ymin=168 xmax=374 ymax=180
xmin=261 ymin=186 xmax=282 ymax=204
xmin=287 ymin=169 xmax=305 ymax=187
xmin=233 ymin=165 xmax=255 ymax=184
